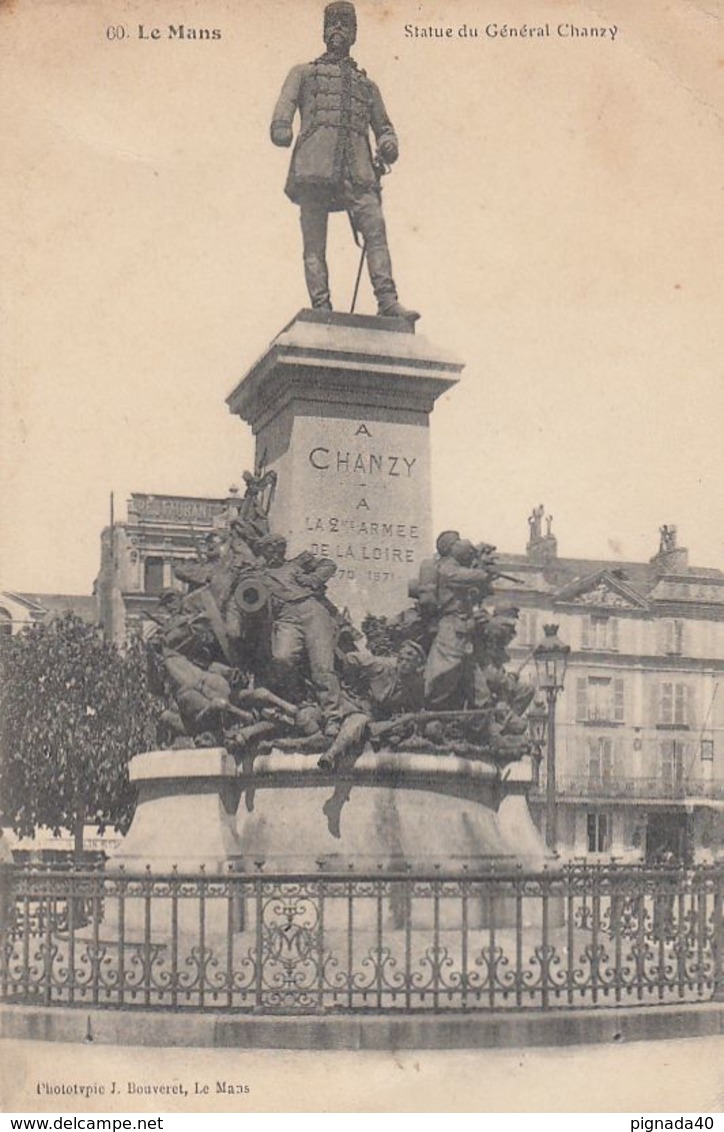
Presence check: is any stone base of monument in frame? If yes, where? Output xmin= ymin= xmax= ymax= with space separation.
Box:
xmin=111 ymin=749 xmax=243 ymax=871
xmin=235 ymin=748 xmax=558 ymax=929
xmin=102 ymin=747 xmax=558 ymax=935
xmin=100 ymin=749 xmax=244 ymax=940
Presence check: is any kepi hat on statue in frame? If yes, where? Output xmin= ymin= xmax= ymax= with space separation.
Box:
xmin=324 ymin=1 xmax=357 ymax=42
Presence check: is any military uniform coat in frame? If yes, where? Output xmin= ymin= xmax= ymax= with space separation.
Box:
xmin=271 ymin=55 xmax=398 ymax=209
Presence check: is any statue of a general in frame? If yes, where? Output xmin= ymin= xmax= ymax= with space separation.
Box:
xmin=270 ymin=1 xmax=419 ymax=323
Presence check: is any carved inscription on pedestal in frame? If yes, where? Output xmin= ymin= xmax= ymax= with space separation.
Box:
xmin=289 ymin=416 xmax=431 ymax=618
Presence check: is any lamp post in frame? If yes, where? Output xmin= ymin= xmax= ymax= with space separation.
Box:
xmin=527 ymin=695 xmax=548 ymax=787
xmin=533 ymin=623 xmax=570 ymax=853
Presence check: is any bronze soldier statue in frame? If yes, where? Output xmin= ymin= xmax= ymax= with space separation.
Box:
xmin=262 ymin=540 xmax=345 ymax=720
xmin=423 ymin=538 xmax=497 ymax=710
xmin=271 ymin=1 xmax=419 ymax=323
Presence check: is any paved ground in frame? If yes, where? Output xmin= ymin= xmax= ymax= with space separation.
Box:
xmin=2 ymin=1033 xmax=722 ymax=1112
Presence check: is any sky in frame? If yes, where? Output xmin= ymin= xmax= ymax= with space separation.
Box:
xmin=1 ymin=0 xmax=722 ymax=594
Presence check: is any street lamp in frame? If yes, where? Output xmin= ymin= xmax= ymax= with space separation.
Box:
xmin=527 ymin=695 xmax=548 ymax=786
xmin=533 ymin=623 xmax=570 ymax=853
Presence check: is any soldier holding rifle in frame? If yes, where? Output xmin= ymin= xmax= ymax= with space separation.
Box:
xmin=423 ymin=537 xmax=499 ymax=710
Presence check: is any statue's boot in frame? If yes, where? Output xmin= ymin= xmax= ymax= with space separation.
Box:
xmin=303 ymin=252 xmax=332 ymax=310
xmin=364 ymin=235 xmax=419 ymax=322
xmin=377 ymin=298 xmax=420 ymax=323
xmin=353 ymin=194 xmax=419 ymax=323
xmin=322 ymin=793 xmax=345 ymax=839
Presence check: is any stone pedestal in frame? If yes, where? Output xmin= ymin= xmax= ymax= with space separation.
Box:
xmin=236 ymin=749 xmax=546 ymax=872
xmin=235 ymin=748 xmax=554 ymax=929
xmin=101 ymin=750 xmax=244 ymax=940
xmin=109 ymin=749 xmax=243 ymax=873
xmin=104 ymin=748 xmax=556 ymax=935
xmin=226 ymin=310 xmax=462 ymax=622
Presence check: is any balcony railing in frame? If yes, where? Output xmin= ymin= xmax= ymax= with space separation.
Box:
xmin=1 ymin=861 xmax=721 ymax=1014
xmin=549 ymin=776 xmax=724 ymax=801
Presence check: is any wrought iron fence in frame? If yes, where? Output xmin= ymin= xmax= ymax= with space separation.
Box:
xmin=1 ymin=862 xmax=721 ymax=1014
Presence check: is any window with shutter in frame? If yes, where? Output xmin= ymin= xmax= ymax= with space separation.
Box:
xmin=576 ymin=677 xmax=588 ymax=721
xmin=519 ymin=610 xmax=538 ymax=646
xmin=686 ymin=686 xmax=694 ymax=726
xmin=588 ymin=677 xmax=608 ymax=720
xmin=587 ymin=813 xmax=610 ymax=854
xmin=581 ymin=615 xmax=618 ymax=651
xmin=660 ymin=733 xmax=674 ymax=787
xmin=662 ymin=739 xmax=686 ymax=788
xmin=662 ymin=619 xmax=685 ymax=655
xmin=588 ymin=737 xmax=613 ymax=784
xmin=650 ymin=682 xmax=659 ymax=725
xmin=581 ymin=617 xmax=591 ymax=649
xmin=660 ymin=682 xmax=673 ymax=724
xmin=601 ymin=737 xmax=614 ymax=782
xmin=592 ymin=617 xmax=606 ymax=648
xmin=579 ymin=677 xmax=626 ymax=722
xmin=657 ymin=620 xmax=667 ymax=654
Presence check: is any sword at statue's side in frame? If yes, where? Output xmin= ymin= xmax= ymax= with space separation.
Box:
xmin=349 ymin=151 xmax=390 ymax=313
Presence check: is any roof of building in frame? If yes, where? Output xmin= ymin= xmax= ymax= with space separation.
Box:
xmin=12 ymin=592 xmax=97 ymax=621
xmin=495 ymin=548 xmax=724 ymax=610
xmin=501 ymin=553 xmax=718 ymax=584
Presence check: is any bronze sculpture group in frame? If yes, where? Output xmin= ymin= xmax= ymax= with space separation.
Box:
xmin=149 ymin=469 xmax=537 ymax=835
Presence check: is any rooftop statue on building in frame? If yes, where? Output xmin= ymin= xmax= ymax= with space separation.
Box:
xmin=270 ymin=2 xmax=419 ymax=324
xmin=659 ymin=523 xmax=678 ymax=554
xmin=528 ymin=504 xmax=545 ymax=541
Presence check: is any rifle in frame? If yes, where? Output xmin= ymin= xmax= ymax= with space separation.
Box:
xmin=196 ymin=699 xmax=256 ymax=726
xmin=490 ymin=570 xmax=526 ymax=586
xmin=472 ymin=545 xmax=526 ymax=587
xmin=370 ymin=708 xmax=491 ymax=742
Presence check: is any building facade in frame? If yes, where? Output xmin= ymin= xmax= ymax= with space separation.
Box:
xmin=498 ymin=517 xmax=723 ymax=864
xmin=95 ymin=491 xmax=238 ymax=641
xmin=94 ymin=491 xmax=723 ymax=863
xmin=0 ymin=591 xmax=97 ymax=636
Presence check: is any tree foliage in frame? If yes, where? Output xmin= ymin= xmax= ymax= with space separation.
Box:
xmin=0 ymin=614 xmax=154 ymax=855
